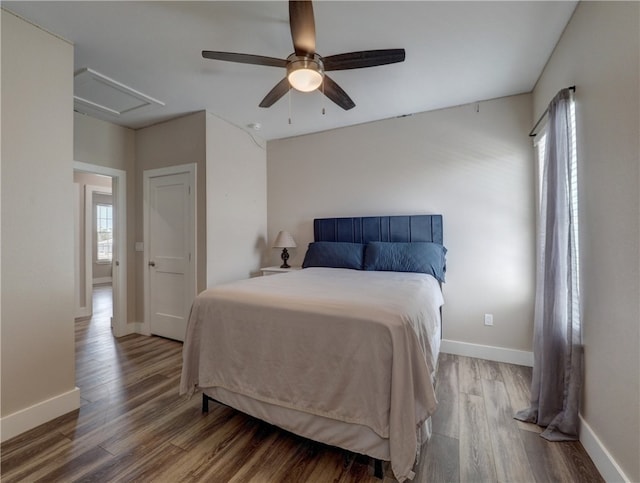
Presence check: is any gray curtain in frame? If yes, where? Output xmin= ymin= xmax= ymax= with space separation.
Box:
xmin=515 ymin=88 xmax=582 ymax=441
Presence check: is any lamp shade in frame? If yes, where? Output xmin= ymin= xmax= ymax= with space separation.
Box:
xmin=273 ymin=231 xmax=297 ymax=248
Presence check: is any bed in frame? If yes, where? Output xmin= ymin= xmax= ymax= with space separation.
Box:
xmin=180 ymin=215 xmax=446 ymax=482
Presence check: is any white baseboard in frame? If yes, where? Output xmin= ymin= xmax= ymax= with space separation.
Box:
xmin=441 ymin=340 xmax=630 ymax=481
xmin=579 ymin=415 xmax=631 ymax=483
xmin=0 ymin=387 xmax=80 ymax=442
xmin=112 ymin=321 xmax=137 ymax=338
xmin=93 ymin=277 xmax=112 ymax=285
xmin=133 ymin=321 xmax=151 ymax=336
xmin=440 ymin=339 xmax=534 ymax=367
xmin=75 ymin=305 xmax=90 ymax=319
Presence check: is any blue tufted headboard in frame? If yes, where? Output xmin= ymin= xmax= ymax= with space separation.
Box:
xmin=314 ymin=215 xmax=443 ymax=245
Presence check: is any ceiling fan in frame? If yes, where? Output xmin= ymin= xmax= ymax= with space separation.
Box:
xmin=202 ymin=0 xmax=405 ymax=111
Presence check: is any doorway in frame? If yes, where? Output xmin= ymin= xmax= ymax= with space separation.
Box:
xmin=75 ymin=175 xmax=113 ymax=327
xmin=73 ymin=161 xmax=128 ymax=337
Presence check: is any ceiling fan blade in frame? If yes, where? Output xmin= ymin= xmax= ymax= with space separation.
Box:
xmin=202 ymin=51 xmax=287 ymax=68
xmin=322 ymin=75 xmax=355 ymax=110
xmin=259 ymin=78 xmax=291 ymax=108
xmin=323 ymin=49 xmax=406 ymax=71
xmin=289 ymin=1 xmax=316 ymax=55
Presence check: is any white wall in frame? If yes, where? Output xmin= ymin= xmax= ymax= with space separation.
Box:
xmin=1 ymin=10 xmax=78 ymax=439
xmin=268 ymin=93 xmax=535 ymax=352
xmin=532 ymin=2 xmax=640 ymax=481
xmin=205 ymin=112 xmax=267 ymax=285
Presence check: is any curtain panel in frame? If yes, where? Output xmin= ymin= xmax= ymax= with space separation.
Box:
xmin=516 ymin=87 xmax=582 ymax=441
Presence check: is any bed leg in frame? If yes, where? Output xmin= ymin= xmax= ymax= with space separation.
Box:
xmin=202 ymin=393 xmax=209 ymax=413
xmin=374 ymin=459 xmax=383 ymax=479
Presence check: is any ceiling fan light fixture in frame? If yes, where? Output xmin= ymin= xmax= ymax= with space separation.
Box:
xmin=287 ymin=55 xmax=324 ymax=92
xmin=288 ymin=68 xmax=322 ymax=92
xmin=202 ymin=1 xmax=405 ymax=111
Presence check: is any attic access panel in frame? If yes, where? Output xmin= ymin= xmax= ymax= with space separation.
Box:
xmin=73 ymin=68 xmax=164 ymax=118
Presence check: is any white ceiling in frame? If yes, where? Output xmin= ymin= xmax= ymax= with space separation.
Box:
xmin=4 ymin=1 xmax=577 ymax=141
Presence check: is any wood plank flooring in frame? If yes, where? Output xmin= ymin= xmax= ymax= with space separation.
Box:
xmin=1 ymin=285 xmax=604 ymax=482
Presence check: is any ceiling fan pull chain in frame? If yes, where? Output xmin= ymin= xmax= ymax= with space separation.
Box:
xmin=288 ymin=88 xmax=292 ymax=124
xmin=322 ymin=80 xmax=326 ymax=115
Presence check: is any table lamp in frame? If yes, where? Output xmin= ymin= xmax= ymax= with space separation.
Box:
xmin=273 ymin=231 xmax=296 ymax=268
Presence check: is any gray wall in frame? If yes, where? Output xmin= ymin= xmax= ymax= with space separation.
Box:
xmin=267 ymin=93 xmax=535 ymax=352
xmin=532 ymin=2 xmax=640 ymax=481
xmin=1 ymin=10 xmax=76 ymax=431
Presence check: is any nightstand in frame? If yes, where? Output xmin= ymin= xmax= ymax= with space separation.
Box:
xmin=260 ymin=266 xmax=301 ymax=276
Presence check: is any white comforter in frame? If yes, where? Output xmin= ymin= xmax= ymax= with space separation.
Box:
xmin=180 ymin=267 xmax=443 ymax=482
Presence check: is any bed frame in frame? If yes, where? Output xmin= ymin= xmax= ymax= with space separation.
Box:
xmin=201 ymin=214 xmax=444 ymax=479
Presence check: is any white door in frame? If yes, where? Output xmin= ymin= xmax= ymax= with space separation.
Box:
xmin=147 ymin=170 xmax=194 ymax=341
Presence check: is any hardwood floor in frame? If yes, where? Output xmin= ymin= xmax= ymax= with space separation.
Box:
xmin=1 ymin=285 xmax=603 ymax=482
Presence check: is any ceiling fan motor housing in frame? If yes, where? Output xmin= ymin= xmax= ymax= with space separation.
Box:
xmin=287 ymin=53 xmax=324 ymax=92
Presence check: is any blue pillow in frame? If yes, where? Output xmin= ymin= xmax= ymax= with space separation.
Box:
xmin=363 ymin=242 xmax=447 ymax=282
xmin=302 ymin=242 xmax=365 ymax=270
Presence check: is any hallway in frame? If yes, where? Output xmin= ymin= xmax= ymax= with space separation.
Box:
xmin=75 ymin=284 xmax=116 ymax=402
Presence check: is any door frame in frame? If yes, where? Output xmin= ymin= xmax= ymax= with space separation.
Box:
xmin=73 ymin=161 xmax=129 ymax=337
xmin=142 ymin=163 xmax=197 ymax=337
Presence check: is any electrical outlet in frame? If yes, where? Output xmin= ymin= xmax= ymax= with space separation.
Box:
xmin=484 ymin=314 xmax=494 ymax=326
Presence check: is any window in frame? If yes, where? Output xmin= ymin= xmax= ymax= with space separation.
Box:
xmin=567 ymin=96 xmax=580 ymax=313
xmin=534 ymin=131 xmax=547 ymax=203
xmin=96 ymin=203 xmax=113 ymax=262
xmin=535 ymin=91 xmax=580 ymax=279
xmin=568 ymin=98 xmax=579 ymax=278
xmin=535 ymin=96 xmax=578 ymax=239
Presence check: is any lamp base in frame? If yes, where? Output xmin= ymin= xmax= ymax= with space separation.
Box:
xmin=280 ymin=248 xmax=290 ymax=269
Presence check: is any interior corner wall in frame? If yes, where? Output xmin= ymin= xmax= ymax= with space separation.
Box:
xmin=135 ymin=111 xmax=207 ymax=322
xmin=267 ymin=93 xmax=535 ymax=353
xmin=205 ymin=112 xmax=267 ymax=286
xmin=74 ymin=113 xmax=136 ymax=325
xmin=532 ymin=2 xmax=640 ymax=481
xmin=1 ymin=10 xmax=78 ymax=436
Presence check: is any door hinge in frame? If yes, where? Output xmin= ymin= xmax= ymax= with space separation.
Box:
xmin=189 ymin=252 xmax=192 ymax=262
